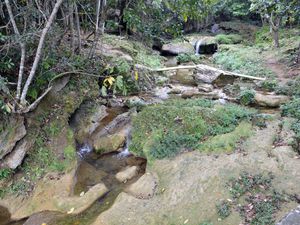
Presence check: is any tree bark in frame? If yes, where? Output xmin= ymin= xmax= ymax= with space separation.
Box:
xmin=69 ymin=2 xmax=75 ymax=55
xmin=74 ymin=3 xmax=81 ymax=53
xmin=272 ymin=27 xmax=280 ymax=48
xmin=4 ymin=0 xmax=26 ymax=103
xmin=20 ymin=0 xmax=65 ymax=106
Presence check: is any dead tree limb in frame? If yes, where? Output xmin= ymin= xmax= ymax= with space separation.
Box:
xmin=152 ymin=64 xmax=266 ymax=81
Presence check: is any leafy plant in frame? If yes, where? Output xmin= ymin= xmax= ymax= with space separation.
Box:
xmin=261 ymin=80 xmax=278 ymax=92
xmin=223 ymin=172 xmax=287 ymax=225
xmin=216 ymin=200 xmax=232 ymax=219
xmin=239 ymin=89 xmax=256 ymax=105
xmin=0 ymin=168 xmax=12 ymax=180
xmin=176 ymin=53 xmax=202 ymax=64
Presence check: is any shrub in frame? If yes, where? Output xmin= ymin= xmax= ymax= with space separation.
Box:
xmin=281 ymin=98 xmax=300 ymax=119
xmin=261 ymin=79 xmax=278 ymax=92
xmin=275 ymin=77 xmax=300 ymax=97
xmin=176 ymin=53 xmax=202 ymax=64
xmin=239 ymin=89 xmax=256 ymax=105
xmin=215 ymin=34 xmax=243 ymax=44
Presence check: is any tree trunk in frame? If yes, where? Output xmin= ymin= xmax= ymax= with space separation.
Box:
xmin=20 ymin=0 xmax=65 ymax=106
xmin=74 ymin=3 xmax=81 ymax=53
xmin=272 ymin=27 xmax=280 ymax=48
xmin=69 ymin=2 xmax=75 ymax=55
xmin=4 ymin=0 xmax=26 ymax=103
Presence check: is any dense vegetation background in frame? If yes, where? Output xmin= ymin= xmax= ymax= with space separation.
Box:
xmin=0 ymin=0 xmax=299 ymax=116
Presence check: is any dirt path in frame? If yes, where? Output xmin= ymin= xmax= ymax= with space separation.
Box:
xmin=265 ymin=55 xmax=300 ymax=84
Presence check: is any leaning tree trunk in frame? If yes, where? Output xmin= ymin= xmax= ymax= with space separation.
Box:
xmin=20 ymin=0 xmax=65 ymax=106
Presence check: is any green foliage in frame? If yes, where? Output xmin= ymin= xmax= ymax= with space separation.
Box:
xmin=216 ymin=200 xmax=232 ymax=219
xmin=255 ymin=26 xmax=273 ymax=44
xmin=213 ymin=46 xmax=274 ymax=78
xmin=198 ymin=122 xmax=252 ymax=153
xmin=281 ymin=98 xmax=300 ymax=152
xmin=176 ymin=53 xmax=202 ymax=64
xmin=215 ymin=34 xmax=243 ymax=44
xmin=276 ymin=77 xmax=300 ymax=97
xmin=224 ymin=172 xmax=286 ymax=225
xmin=0 ymin=168 xmax=12 ymax=180
xmin=227 ymin=172 xmax=273 ymax=198
xmin=129 ymin=98 xmax=255 ymax=160
xmin=260 ymin=79 xmax=278 ymax=92
xmin=239 ymin=89 xmax=256 ymax=105
xmin=281 ymin=98 xmax=300 ymax=119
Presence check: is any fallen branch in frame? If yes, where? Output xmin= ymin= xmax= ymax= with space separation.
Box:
xmin=151 ymin=64 xmax=266 ymax=81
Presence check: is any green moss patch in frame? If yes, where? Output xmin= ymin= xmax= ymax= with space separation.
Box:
xmin=129 ymin=98 xmax=255 ymax=160
xmin=198 ymin=121 xmax=252 ymax=153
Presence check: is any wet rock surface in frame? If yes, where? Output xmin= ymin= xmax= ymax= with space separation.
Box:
xmin=115 ymin=166 xmax=139 ymax=182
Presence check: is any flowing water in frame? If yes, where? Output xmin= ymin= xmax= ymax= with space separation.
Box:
xmin=52 ymin=150 xmax=146 ymax=225
xmin=195 ymin=39 xmax=203 ymax=55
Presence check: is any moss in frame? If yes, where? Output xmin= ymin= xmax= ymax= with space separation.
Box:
xmin=215 ymin=34 xmax=243 ymax=44
xmin=129 ymin=98 xmax=255 ymax=160
xmin=198 ymin=122 xmax=252 ymax=153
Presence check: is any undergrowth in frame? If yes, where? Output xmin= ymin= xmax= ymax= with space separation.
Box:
xmin=281 ymin=98 xmax=300 ymax=153
xmin=213 ymin=45 xmax=274 ymax=78
xmin=218 ymin=172 xmax=288 ymax=224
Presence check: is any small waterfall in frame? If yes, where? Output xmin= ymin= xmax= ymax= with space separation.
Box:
xmin=195 ymin=39 xmax=203 ymax=55
xmin=77 ymin=143 xmax=92 ymax=158
xmin=117 ymin=131 xmax=132 ymax=158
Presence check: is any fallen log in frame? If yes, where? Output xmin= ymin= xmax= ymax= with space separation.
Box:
xmin=151 ymin=64 xmax=266 ymax=81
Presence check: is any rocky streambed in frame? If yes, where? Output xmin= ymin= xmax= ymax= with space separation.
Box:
xmin=1 ymin=34 xmax=300 ymax=225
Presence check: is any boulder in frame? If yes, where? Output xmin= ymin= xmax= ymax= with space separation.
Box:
xmin=126 ymin=172 xmax=157 ymax=199
xmin=125 ymin=96 xmax=147 ymax=109
xmin=94 ymin=134 xmax=126 ymax=153
xmin=71 ymin=104 xmax=108 ymax=144
xmin=161 ymin=43 xmax=194 ymax=56
xmin=277 ymin=206 xmax=300 ymax=225
xmin=254 ymin=93 xmax=290 ymax=107
xmin=164 ymin=57 xmax=178 ymax=67
xmin=0 ymin=116 xmax=26 ymax=160
xmin=193 ymin=69 xmax=221 ymax=84
xmin=1 ymin=139 xmax=33 ymax=169
xmin=172 ymin=68 xmax=197 ymax=86
xmin=115 ymin=166 xmax=139 ymax=182
xmin=198 ymin=83 xmax=214 ymax=92
xmin=182 ymin=89 xmax=221 ymax=99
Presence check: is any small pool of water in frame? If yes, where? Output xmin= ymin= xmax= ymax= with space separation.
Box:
xmin=50 ymin=150 xmax=146 ymax=225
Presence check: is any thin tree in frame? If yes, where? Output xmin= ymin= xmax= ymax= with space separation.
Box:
xmin=19 ymin=0 xmax=65 ymax=107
